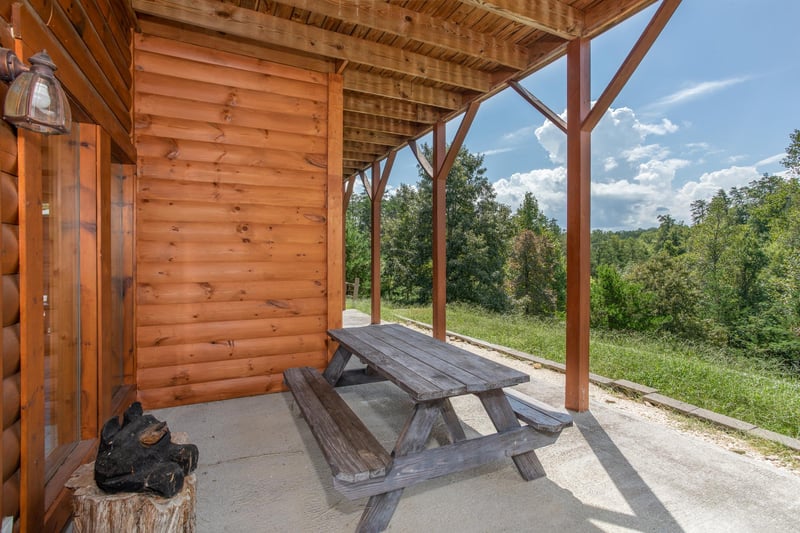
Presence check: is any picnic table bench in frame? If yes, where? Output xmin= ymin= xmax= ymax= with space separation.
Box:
xmin=284 ymin=323 xmax=572 ymax=532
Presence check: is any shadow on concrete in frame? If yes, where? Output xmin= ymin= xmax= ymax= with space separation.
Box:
xmin=573 ymin=410 xmax=685 ymax=532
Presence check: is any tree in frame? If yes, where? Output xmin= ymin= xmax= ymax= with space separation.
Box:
xmin=344 ymin=192 xmax=372 ymax=295
xmin=507 ymin=230 xmax=562 ymax=316
xmin=781 ymin=129 xmax=800 ymax=176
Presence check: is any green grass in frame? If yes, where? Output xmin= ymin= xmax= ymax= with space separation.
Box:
xmin=350 ymin=300 xmax=800 ymax=439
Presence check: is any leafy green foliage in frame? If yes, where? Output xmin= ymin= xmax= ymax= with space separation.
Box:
xmin=345 ymin=132 xmax=800 ymax=372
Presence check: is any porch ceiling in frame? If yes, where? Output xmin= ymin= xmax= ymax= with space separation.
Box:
xmin=131 ymin=0 xmax=658 ymax=180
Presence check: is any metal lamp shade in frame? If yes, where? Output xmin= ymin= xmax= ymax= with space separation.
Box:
xmin=3 ymin=51 xmax=71 ymax=135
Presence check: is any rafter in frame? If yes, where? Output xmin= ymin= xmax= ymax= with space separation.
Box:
xmin=344 ymin=93 xmax=440 ymax=125
xmin=460 ymin=0 xmax=584 ymax=39
xmin=344 ymin=128 xmax=407 ymax=148
xmin=278 ymin=0 xmax=531 ymax=70
xmin=583 ymin=0 xmax=659 ymax=38
xmin=133 ymin=0 xmax=493 ymax=91
xmin=343 ymin=115 xmax=418 ymax=137
xmin=344 ymin=70 xmax=464 ymax=110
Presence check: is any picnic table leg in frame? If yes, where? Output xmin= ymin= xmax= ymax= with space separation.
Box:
xmin=323 ymin=346 xmax=352 ymax=385
xmin=440 ymin=398 xmax=466 ymax=442
xmin=478 ymin=389 xmax=546 ymax=481
xmin=356 ymin=402 xmax=442 ymax=533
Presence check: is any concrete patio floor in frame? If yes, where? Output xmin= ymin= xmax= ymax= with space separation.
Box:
xmin=151 ymin=311 xmax=800 ymax=532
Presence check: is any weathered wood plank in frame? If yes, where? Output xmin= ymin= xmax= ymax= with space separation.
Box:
xmin=334 ymin=426 xmax=542 ymax=500
xmin=322 ymin=346 xmax=352 ymax=386
xmin=478 ymin=389 xmax=545 ymax=480
xmin=328 ymin=328 xmax=450 ymax=401
xmin=284 ymin=367 xmax=391 ymax=483
xmin=505 ymin=388 xmax=573 ymax=433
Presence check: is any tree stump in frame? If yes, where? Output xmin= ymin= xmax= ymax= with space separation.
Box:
xmin=66 ymin=433 xmax=196 ymax=533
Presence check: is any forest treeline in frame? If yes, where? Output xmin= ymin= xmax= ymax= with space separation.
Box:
xmin=345 ymin=131 xmax=800 ymax=371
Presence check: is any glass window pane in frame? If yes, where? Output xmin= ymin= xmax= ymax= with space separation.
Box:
xmin=43 ymin=125 xmax=82 ymax=465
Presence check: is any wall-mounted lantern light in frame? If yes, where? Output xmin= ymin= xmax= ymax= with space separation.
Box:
xmin=1 ymin=48 xmax=72 ymax=135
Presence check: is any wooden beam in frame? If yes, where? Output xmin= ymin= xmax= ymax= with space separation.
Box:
xmin=583 ymin=0 xmax=681 ymax=132
xmin=431 ymin=121 xmax=447 ymax=341
xmin=275 ymin=0 xmax=531 ymax=70
xmin=508 ymin=80 xmax=567 ymax=134
xmin=343 ymin=174 xmax=356 ymax=212
xmin=344 ymin=128 xmax=406 ymax=149
xmin=583 ymin=0 xmax=659 ymax=38
xmin=345 ymin=71 xmax=463 ymax=110
xmin=344 ymin=93 xmax=440 ymax=125
xmin=407 ymin=140 xmax=434 ymax=179
xmin=460 ymin=0 xmax=584 ymax=39
xmin=18 ymin=129 xmax=45 ymax=532
xmin=327 ymin=73 xmax=345 ymax=345
xmin=358 ymin=170 xmax=371 ymax=201
xmin=343 ymin=115 xmax=418 ymax=137
xmin=133 ymin=0 xmax=493 ymax=92
xmin=438 ymin=102 xmax=481 ymax=178
xmin=370 ymin=152 xmax=396 ymax=325
xmin=565 ymin=39 xmax=591 ymax=412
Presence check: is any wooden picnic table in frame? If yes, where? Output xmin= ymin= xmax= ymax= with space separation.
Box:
xmin=284 ymin=323 xmax=571 ymax=533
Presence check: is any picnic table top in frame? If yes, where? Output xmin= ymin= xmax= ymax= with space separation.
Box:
xmin=328 ymin=323 xmax=530 ymax=402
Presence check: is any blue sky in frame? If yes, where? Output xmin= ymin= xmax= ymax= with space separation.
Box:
xmin=366 ymin=0 xmax=800 ymax=230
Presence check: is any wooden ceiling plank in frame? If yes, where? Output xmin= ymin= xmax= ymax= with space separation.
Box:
xmin=344 ymin=93 xmax=439 ymax=124
xmin=344 ymin=128 xmax=406 ymax=147
xmin=343 ymin=115 xmax=418 ymax=137
xmin=583 ymin=0 xmax=659 ymax=38
xmin=277 ymin=0 xmax=531 ymax=70
xmin=133 ymin=0 xmax=493 ymax=91
xmin=344 ymin=70 xmax=464 ymax=110
xmin=459 ymin=0 xmax=584 ymax=39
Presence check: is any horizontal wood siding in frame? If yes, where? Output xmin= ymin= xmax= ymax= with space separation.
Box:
xmin=134 ymin=33 xmax=331 ymax=408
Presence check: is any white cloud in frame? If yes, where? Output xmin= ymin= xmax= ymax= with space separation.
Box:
xmin=755 ymin=153 xmax=784 ymax=167
xmin=648 ymin=77 xmax=750 ymax=109
xmin=492 ymin=105 xmax=762 ymax=230
xmin=480 ymin=147 xmax=515 ymax=157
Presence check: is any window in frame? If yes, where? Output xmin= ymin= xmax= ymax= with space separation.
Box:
xmin=41 ymin=125 xmax=82 ymax=473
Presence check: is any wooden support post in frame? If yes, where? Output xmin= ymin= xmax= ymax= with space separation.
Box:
xmin=565 ymin=39 xmax=591 ymax=412
xmin=431 ymin=121 xmax=447 ymax=340
xmin=327 ymin=73 xmax=344 ymax=350
xmin=369 ymin=153 xmax=396 ymax=325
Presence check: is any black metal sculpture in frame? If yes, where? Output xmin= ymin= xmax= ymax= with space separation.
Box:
xmin=94 ymin=402 xmax=199 ymax=498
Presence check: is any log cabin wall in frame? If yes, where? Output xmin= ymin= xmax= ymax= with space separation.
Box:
xmin=1 ymin=109 xmax=21 ymax=529
xmin=2 ymin=1 xmax=136 ymax=530
xmin=133 ymin=32 xmax=343 ymax=409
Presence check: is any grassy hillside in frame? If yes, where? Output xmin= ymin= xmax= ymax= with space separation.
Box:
xmin=352 ymin=301 xmax=800 ymax=439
